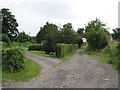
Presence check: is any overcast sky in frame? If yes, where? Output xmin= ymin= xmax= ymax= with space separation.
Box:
xmin=0 ymin=0 xmax=119 ymax=36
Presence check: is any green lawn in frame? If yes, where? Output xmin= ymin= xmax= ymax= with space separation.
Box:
xmin=30 ymin=50 xmax=78 ymax=62
xmin=86 ymin=48 xmax=110 ymax=64
xmin=0 ymin=68 xmax=2 ymax=84
xmin=29 ymin=51 xmax=56 ymax=58
xmin=60 ymin=50 xmax=77 ymax=62
xmin=87 ymin=50 xmax=102 ymax=56
xmin=86 ymin=42 xmax=118 ymax=64
xmin=2 ymin=59 xmax=41 ymax=81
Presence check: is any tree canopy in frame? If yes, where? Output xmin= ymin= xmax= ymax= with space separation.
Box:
xmin=85 ymin=19 xmax=110 ymax=50
xmin=61 ymin=23 xmax=76 ymax=44
xmin=1 ymin=8 xmax=19 ymax=41
xmin=112 ymin=28 xmax=120 ymax=41
xmin=15 ymin=31 xmax=30 ymax=43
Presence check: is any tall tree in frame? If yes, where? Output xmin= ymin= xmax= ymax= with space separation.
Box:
xmin=61 ymin=23 xmax=75 ymax=44
xmin=15 ymin=31 xmax=30 ymax=43
xmin=36 ymin=22 xmax=58 ymax=43
xmin=76 ymin=28 xmax=84 ymax=48
xmin=85 ymin=18 xmax=110 ymax=50
xmin=1 ymin=8 xmax=19 ymax=41
xmin=77 ymin=28 xmax=84 ymax=35
xmin=77 ymin=28 xmax=85 ymax=39
xmin=36 ymin=22 xmax=58 ymax=53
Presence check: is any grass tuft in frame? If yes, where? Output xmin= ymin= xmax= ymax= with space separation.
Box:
xmin=30 ymin=50 xmax=78 ymax=62
xmin=60 ymin=50 xmax=77 ymax=62
xmin=29 ymin=51 xmax=56 ymax=58
xmin=2 ymin=59 xmax=41 ymax=81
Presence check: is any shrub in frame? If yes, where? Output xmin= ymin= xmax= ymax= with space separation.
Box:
xmin=15 ymin=32 xmax=30 ymax=43
xmin=2 ymin=48 xmax=25 ymax=73
xmin=28 ymin=44 xmax=41 ymax=51
xmin=116 ymin=43 xmax=120 ymax=70
xmin=0 ymin=34 xmax=10 ymax=43
xmin=85 ymin=19 xmax=109 ymax=50
xmin=41 ymin=40 xmax=56 ymax=54
xmin=56 ymin=44 xmax=78 ymax=58
xmin=0 ymin=42 xmax=8 ymax=49
xmin=108 ymin=43 xmax=120 ymax=70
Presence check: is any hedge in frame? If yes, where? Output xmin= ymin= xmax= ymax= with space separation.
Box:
xmin=2 ymin=48 xmax=25 ymax=73
xmin=109 ymin=43 xmax=120 ymax=71
xmin=56 ymin=43 xmax=78 ymax=58
xmin=0 ymin=34 xmax=10 ymax=43
xmin=28 ymin=44 xmax=41 ymax=51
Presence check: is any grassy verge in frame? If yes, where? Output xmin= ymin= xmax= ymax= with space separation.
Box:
xmin=29 ymin=49 xmax=78 ymax=62
xmin=60 ymin=50 xmax=77 ymax=62
xmin=87 ymin=50 xmax=102 ymax=56
xmin=29 ymin=51 xmax=56 ymax=58
xmin=86 ymin=42 xmax=118 ymax=64
xmin=0 ymin=68 xmax=2 ymax=84
xmin=2 ymin=59 xmax=41 ymax=81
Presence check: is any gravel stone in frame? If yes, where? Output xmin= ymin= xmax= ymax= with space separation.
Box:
xmin=2 ymin=48 xmax=118 ymax=88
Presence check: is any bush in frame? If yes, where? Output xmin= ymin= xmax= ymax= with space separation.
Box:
xmin=0 ymin=34 xmax=10 ymax=43
xmin=41 ymin=40 xmax=56 ymax=54
xmin=0 ymin=42 xmax=8 ymax=49
xmin=28 ymin=44 xmax=41 ymax=51
xmin=86 ymin=30 xmax=109 ymax=50
xmin=108 ymin=43 xmax=120 ymax=70
xmin=2 ymin=48 xmax=25 ymax=73
xmin=85 ymin=19 xmax=109 ymax=50
xmin=15 ymin=32 xmax=30 ymax=43
xmin=117 ymin=43 xmax=120 ymax=70
xmin=56 ymin=44 xmax=78 ymax=58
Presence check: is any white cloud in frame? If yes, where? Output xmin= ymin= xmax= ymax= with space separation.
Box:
xmin=0 ymin=0 xmax=119 ymax=36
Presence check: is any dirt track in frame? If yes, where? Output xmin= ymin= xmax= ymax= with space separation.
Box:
xmin=2 ymin=48 xmax=118 ymax=88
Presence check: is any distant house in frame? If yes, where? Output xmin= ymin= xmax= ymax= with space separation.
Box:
xmin=82 ymin=38 xmax=87 ymax=43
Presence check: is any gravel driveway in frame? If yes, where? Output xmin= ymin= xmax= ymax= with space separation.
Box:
xmin=2 ymin=48 xmax=118 ymax=88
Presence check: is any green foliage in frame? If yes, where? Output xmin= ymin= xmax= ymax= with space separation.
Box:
xmin=2 ymin=59 xmax=40 ymax=81
xmin=56 ymin=44 xmax=78 ymax=58
xmin=36 ymin=22 xmax=80 ymax=45
xmin=36 ymin=22 xmax=58 ymax=43
xmin=85 ymin=19 xmax=109 ymax=50
xmin=60 ymin=49 xmax=77 ymax=61
xmin=1 ymin=42 xmax=8 ymax=49
xmin=77 ymin=39 xmax=83 ymax=48
xmin=77 ymin=28 xmax=84 ymax=34
xmin=87 ymin=42 xmax=120 ymax=70
xmin=30 ymin=51 xmax=56 ymax=58
xmin=117 ymin=43 xmax=120 ymax=70
xmin=42 ymin=36 xmax=56 ymax=54
xmin=36 ymin=22 xmax=58 ymax=54
xmin=2 ymin=48 xmax=25 ymax=73
xmin=112 ymin=28 xmax=120 ymax=41
xmin=0 ymin=34 xmax=10 ymax=43
xmin=61 ymin=23 xmax=76 ymax=44
xmin=28 ymin=44 xmax=41 ymax=51
xmin=109 ymin=43 xmax=120 ymax=70
xmin=30 ymin=36 xmax=37 ymax=44
xmin=15 ymin=31 xmax=30 ymax=43
xmin=1 ymin=8 xmax=19 ymax=41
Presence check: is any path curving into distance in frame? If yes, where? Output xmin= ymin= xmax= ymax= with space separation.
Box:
xmin=3 ymin=48 xmax=118 ymax=88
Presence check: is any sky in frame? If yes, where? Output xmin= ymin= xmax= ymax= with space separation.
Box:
xmin=0 ymin=0 xmax=119 ymax=36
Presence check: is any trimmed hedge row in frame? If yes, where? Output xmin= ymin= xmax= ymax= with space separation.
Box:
xmin=28 ymin=44 xmax=41 ymax=51
xmin=56 ymin=43 xmax=78 ymax=58
xmin=2 ymin=48 xmax=25 ymax=73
